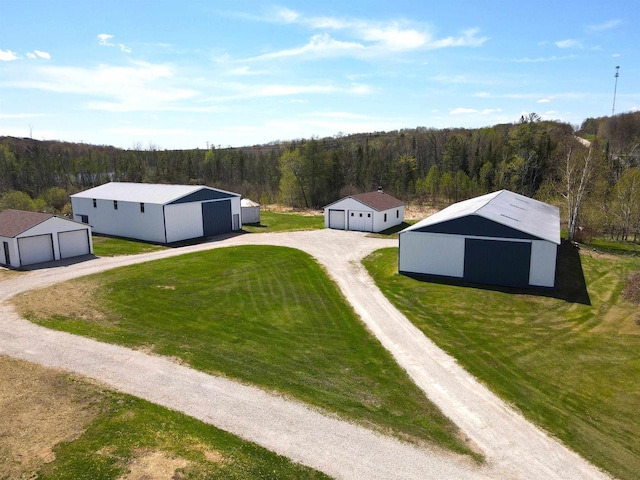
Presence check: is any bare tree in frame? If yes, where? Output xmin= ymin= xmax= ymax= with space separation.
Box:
xmin=562 ymin=145 xmax=597 ymax=242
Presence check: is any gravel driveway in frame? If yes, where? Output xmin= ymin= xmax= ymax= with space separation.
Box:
xmin=0 ymin=229 xmax=610 ymax=479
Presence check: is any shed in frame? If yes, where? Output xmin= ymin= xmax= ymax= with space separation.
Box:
xmin=70 ymin=182 xmax=242 ymax=244
xmin=324 ymin=189 xmax=405 ymax=233
xmin=0 ymin=209 xmax=93 ymax=268
xmin=241 ymin=198 xmax=261 ymax=224
xmin=398 ymin=190 xmax=560 ymax=288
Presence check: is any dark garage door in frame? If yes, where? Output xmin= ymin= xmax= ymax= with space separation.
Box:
xmin=464 ymin=239 xmax=531 ymax=287
xmin=202 ymin=200 xmax=232 ymax=237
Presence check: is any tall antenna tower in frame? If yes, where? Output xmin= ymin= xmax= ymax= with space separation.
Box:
xmin=611 ymin=66 xmax=620 ymax=116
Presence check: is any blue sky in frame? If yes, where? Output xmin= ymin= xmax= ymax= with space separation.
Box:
xmin=1 ymin=1 xmax=638 ymax=149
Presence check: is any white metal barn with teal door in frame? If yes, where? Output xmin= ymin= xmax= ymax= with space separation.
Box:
xmin=323 ymin=189 xmax=405 ymax=233
xmin=0 ymin=209 xmax=93 ymax=269
xmin=399 ymin=190 xmax=560 ymax=288
xmin=71 ymin=182 xmax=242 ymax=244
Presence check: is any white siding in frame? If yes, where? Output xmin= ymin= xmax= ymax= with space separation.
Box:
xmin=372 ymin=206 xmax=405 ymax=232
xmin=529 ymin=240 xmax=557 ymax=287
xmin=164 ymin=203 xmax=204 ymax=243
xmin=0 ymin=237 xmax=19 ymax=268
xmin=399 ymin=232 xmax=465 ymax=277
xmin=230 ymin=197 xmax=242 ymax=230
xmin=72 ymin=197 xmax=166 ymax=243
xmin=241 ymin=206 xmax=260 ymax=224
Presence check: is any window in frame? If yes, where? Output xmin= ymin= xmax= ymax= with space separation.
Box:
xmin=351 ymin=212 xmax=354 ymax=217
xmin=396 ymin=209 xmax=399 ymax=218
xmin=359 ymin=213 xmax=362 ymax=217
xmin=367 ymin=213 xmax=371 ymax=217
xmin=113 ymin=200 xmax=118 ymax=210
xmin=140 ymin=202 xmax=145 ymax=213
xmin=92 ymin=198 xmax=96 ymax=208
xmin=80 ymin=215 xmax=89 ymax=224
xmin=384 ymin=213 xmax=387 ymax=222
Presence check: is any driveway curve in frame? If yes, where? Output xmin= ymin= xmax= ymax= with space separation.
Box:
xmin=0 ymin=229 xmax=610 ymax=479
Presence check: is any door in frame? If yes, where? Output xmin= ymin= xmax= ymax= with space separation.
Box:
xmin=233 ymin=213 xmax=240 ymax=230
xmin=202 ymin=200 xmax=232 ymax=237
xmin=18 ymin=234 xmax=54 ymax=266
xmin=464 ymin=239 xmax=531 ymax=287
xmin=328 ymin=209 xmax=345 ymax=229
xmin=59 ymin=229 xmax=91 ymax=258
xmin=2 ymin=241 xmax=9 ymax=266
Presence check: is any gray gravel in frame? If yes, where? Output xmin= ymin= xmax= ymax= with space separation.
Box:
xmin=0 ymin=229 xmax=610 ymax=479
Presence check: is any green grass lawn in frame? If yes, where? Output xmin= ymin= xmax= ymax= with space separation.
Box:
xmin=242 ymin=211 xmax=324 ymax=233
xmin=18 ymin=245 xmax=474 ymax=458
xmin=363 ymin=246 xmax=640 ymax=480
xmin=31 ymin=370 xmax=328 ymax=479
xmin=92 ymin=235 xmax=167 ymax=257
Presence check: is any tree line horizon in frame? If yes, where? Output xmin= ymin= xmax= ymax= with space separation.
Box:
xmin=1 ymin=111 xmax=639 ymax=242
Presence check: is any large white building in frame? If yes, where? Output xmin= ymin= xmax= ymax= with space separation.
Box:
xmin=71 ymin=182 xmax=242 ymax=244
xmin=324 ymin=189 xmax=405 ymax=233
xmin=399 ymin=190 xmax=560 ymax=288
xmin=0 ymin=209 xmax=93 ymax=268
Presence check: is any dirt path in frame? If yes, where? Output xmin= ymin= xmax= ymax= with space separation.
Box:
xmin=0 ymin=230 xmax=610 ymax=479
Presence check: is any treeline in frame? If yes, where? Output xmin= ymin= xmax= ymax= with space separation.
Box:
xmin=1 ymin=112 xmax=639 ymax=241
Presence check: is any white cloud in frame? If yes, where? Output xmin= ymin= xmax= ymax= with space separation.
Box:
xmin=27 ymin=50 xmax=51 ymax=60
xmin=612 ymin=53 xmax=621 ymax=58
xmin=98 ymin=33 xmax=131 ymax=53
xmin=227 ymin=66 xmax=268 ymax=76
xmin=263 ymin=9 xmax=487 ymax=58
xmin=248 ymin=33 xmax=365 ymax=61
xmin=513 ymin=54 xmax=575 ymax=63
xmin=98 ymin=33 xmax=115 ymax=46
xmin=587 ymin=19 xmax=621 ymax=32
xmin=450 ymin=107 xmax=501 ymax=115
xmin=537 ymin=98 xmax=551 ymax=103
xmin=7 ymin=61 xmax=198 ymax=112
xmin=555 ymin=39 xmax=582 ymax=49
xmin=0 ymin=49 xmax=18 ymax=61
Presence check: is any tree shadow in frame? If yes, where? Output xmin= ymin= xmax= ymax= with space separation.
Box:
xmin=401 ymin=241 xmax=591 ymax=305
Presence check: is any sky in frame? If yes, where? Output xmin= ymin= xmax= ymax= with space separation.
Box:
xmin=1 ymin=0 xmax=638 ymax=150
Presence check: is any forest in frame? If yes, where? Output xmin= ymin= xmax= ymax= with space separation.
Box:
xmin=1 ymin=111 xmax=639 ymax=242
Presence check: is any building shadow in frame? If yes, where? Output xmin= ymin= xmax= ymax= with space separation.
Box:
xmin=401 ymin=241 xmax=591 ymax=305
xmin=19 ymin=254 xmax=97 ymax=271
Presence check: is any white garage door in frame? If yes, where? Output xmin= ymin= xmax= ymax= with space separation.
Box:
xmin=328 ymin=209 xmax=345 ymax=229
xmin=348 ymin=210 xmax=373 ymax=232
xmin=18 ymin=234 xmax=54 ymax=266
xmin=59 ymin=229 xmax=91 ymax=259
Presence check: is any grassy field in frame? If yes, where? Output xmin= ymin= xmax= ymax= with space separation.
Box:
xmin=92 ymin=235 xmax=167 ymax=257
xmin=363 ymin=245 xmax=640 ymax=480
xmin=242 ymin=211 xmax=324 ymax=233
xmin=0 ymin=356 xmax=328 ymax=480
xmin=14 ymin=245 xmax=474 ymax=458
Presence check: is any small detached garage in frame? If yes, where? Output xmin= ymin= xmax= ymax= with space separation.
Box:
xmin=324 ymin=188 xmax=405 ymax=233
xmin=399 ymin=190 xmax=560 ymax=288
xmin=0 ymin=209 xmax=93 ymax=269
xmin=240 ymin=198 xmax=261 ymax=224
xmin=71 ymin=182 xmax=242 ymax=244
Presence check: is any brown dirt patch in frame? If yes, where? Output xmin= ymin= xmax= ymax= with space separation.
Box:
xmin=0 ymin=356 xmax=99 ymax=479
xmin=622 ymin=273 xmax=640 ymax=304
xmin=404 ymin=203 xmax=440 ymax=221
xmin=11 ymin=278 xmax=110 ymax=324
xmin=0 ymin=267 xmax=22 ymax=281
xmin=262 ymin=204 xmax=323 ymax=216
xmin=119 ymin=450 xmax=190 ymax=480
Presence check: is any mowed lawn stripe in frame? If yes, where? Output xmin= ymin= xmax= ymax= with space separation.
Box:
xmin=363 ymin=247 xmax=640 ymax=480
xmin=17 ymin=245 xmax=474 ymax=456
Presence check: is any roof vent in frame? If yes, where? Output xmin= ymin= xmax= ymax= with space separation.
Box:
xmin=377 ymin=186 xmax=383 ymax=193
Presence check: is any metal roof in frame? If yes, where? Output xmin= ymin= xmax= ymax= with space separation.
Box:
xmin=402 ymin=190 xmax=560 ymax=244
xmin=241 ymin=198 xmax=260 ymax=207
xmin=71 ymin=182 xmax=239 ymax=205
xmin=0 ymin=209 xmax=55 ymax=237
xmin=324 ymin=191 xmax=404 ymax=212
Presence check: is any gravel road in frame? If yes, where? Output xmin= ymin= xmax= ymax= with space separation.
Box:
xmin=0 ymin=229 xmax=610 ymax=479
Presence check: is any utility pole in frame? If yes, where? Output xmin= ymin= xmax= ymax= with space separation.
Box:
xmin=612 ymin=66 xmax=620 ymax=116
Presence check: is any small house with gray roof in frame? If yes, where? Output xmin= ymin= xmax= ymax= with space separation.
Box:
xmin=399 ymin=190 xmax=560 ymax=288
xmin=323 ymin=188 xmax=405 ymax=233
xmin=0 ymin=209 xmax=93 ymax=268
xmin=71 ymin=182 xmax=242 ymax=244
